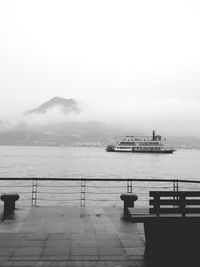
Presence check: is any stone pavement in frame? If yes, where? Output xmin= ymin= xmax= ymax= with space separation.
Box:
xmin=0 ymin=205 xmax=148 ymax=266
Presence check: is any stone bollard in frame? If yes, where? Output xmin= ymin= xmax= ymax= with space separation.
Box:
xmin=1 ymin=193 xmax=20 ymax=217
xmin=120 ymin=193 xmax=138 ymax=219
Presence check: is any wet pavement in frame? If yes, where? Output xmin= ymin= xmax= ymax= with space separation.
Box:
xmin=0 ymin=205 xmax=148 ymax=266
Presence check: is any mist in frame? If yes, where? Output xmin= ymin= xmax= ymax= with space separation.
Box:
xmin=0 ymin=96 xmax=199 ymax=137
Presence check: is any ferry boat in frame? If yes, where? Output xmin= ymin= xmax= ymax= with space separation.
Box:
xmin=106 ymin=130 xmax=175 ymax=153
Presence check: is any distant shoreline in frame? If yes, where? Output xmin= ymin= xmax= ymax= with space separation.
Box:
xmin=0 ymin=144 xmax=105 ymax=148
xmin=0 ymin=144 xmax=199 ymax=150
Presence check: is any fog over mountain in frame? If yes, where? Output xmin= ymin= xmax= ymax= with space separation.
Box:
xmin=0 ymin=97 xmax=199 ymax=135
xmin=0 ymin=96 xmax=200 ymax=148
xmin=0 ymin=97 xmax=115 ymax=145
xmin=25 ymin=97 xmax=80 ymax=115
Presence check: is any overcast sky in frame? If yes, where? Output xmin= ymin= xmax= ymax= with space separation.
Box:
xmin=0 ymin=0 xmax=200 ymax=135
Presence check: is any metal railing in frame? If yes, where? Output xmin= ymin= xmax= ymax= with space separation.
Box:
xmin=0 ymin=178 xmax=200 ymax=207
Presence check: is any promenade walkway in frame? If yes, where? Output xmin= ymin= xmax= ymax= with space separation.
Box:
xmin=0 ymin=205 xmax=147 ymax=267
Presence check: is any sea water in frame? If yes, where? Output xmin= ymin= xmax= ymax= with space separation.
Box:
xmin=0 ymin=146 xmax=199 ymax=205
xmin=0 ymin=146 xmax=199 ymax=179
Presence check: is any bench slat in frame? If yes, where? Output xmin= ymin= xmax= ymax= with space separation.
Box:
xmin=150 ymin=207 xmax=200 ymax=213
xmin=128 ymin=191 xmax=200 ymax=223
xmin=150 ymin=199 xmax=200 ymax=206
xmin=150 ymin=191 xmax=200 ymax=197
xmin=150 ymin=208 xmax=181 ymax=214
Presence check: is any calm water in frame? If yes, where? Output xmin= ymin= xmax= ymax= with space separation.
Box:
xmin=0 ymin=146 xmax=199 ymax=180
xmin=0 ymin=146 xmax=200 ymax=206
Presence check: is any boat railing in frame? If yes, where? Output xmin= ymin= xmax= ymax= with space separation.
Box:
xmin=0 ymin=178 xmax=200 ymax=207
xmin=123 ymin=137 xmax=153 ymax=141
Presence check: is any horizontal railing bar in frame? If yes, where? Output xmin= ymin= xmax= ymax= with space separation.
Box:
xmin=86 ymin=186 xmax=127 ymax=188
xmin=38 ymin=187 xmax=80 ymax=189
xmin=0 ymin=177 xmax=194 ymax=182
xmin=37 ymin=185 xmax=81 ymax=188
xmin=85 ymin=192 xmax=125 ymax=194
xmin=0 ymin=187 xmax=172 ymax=191
xmin=0 ymin=185 xmax=31 ymax=188
xmin=143 ymin=187 xmax=172 ymax=189
xmin=38 ymin=199 xmax=80 ymax=201
xmin=38 ymin=192 xmax=81 ymax=194
xmin=86 ymin=200 xmax=121 ymax=202
xmin=0 ymin=194 xmax=31 ymax=196
xmin=16 ymin=192 xmax=32 ymax=194
xmin=0 ymin=177 xmax=200 ymax=184
xmin=179 ymin=186 xmax=200 ymax=188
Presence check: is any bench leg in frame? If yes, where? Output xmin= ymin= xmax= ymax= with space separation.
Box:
xmin=144 ymin=221 xmax=200 ymax=264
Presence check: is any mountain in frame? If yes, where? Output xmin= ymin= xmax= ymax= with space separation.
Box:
xmin=1 ymin=97 xmax=200 ymax=147
xmin=26 ymin=97 xmax=80 ymax=114
xmin=0 ymin=96 xmax=114 ymax=146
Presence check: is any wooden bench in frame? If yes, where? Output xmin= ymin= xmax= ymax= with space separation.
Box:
xmin=128 ymin=191 xmax=200 ymax=264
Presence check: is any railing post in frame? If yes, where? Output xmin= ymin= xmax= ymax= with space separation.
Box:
xmin=179 ymin=192 xmax=186 ymax=217
xmin=155 ymin=192 xmax=160 ymax=217
xmin=80 ymin=179 xmax=86 ymax=206
xmin=173 ymin=180 xmax=179 ymax=191
xmin=173 ymin=179 xmax=179 ymax=206
xmin=32 ymin=178 xmax=37 ymax=207
xmin=127 ymin=180 xmax=132 ymax=193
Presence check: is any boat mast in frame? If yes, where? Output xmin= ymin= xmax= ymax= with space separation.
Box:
xmin=152 ymin=130 xmax=156 ymax=141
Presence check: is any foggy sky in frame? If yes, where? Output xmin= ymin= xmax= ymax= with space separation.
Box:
xmin=0 ymin=0 xmax=200 ymax=136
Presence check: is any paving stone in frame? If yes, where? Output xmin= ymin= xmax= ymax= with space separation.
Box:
xmin=72 ymin=236 xmax=95 ymax=242
xmin=71 ymin=248 xmax=98 ymax=256
xmin=0 ymin=248 xmax=15 ymax=257
xmin=9 ymin=262 xmax=37 ymax=267
xmin=24 ymin=233 xmax=49 ymax=241
xmin=40 ymin=255 xmax=70 ymax=261
xmin=71 ymin=242 xmax=97 ymax=248
xmin=48 ymin=233 xmax=72 ymax=240
xmin=45 ymin=240 xmax=71 ymax=248
xmin=118 ymin=233 xmax=141 ymax=240
xmin=10 ymin=256 xmax=40 ymax=261
xmin=124 ymin=248 xmax=145 ymax=256
xmin=81 ymin=261 xmax=100 ymax=267
xmin=40 ymin=262 xmax=67 ymax=267
xmin=70 ymin=256 xmax=99 ymax=261
xmin=99 ymin=256 xmax=128 ymax=261
xmin=98 ymin=248 xmax=125 ymax=256
xmin=128 ymin=255 xmax=145 ymax=261
xmin=13 ymin=247 xmax=43 ymax=257
xmin=72 ymin=261 xmax=82 ymax=267
xmin=0 ymin=233 xmax=24 ymax=241
xmin=19 ymin=240 xmax=45 ymax=248
xmin=42 ymin=247 xmax=70 ymax=256
xmin=0 ymin=240 xmax=21 ymax=248
xmin=96 ymin=240 xmax=121 ymax=248
xmin=0 ymin=256 xmax=11 ymax=262
xmin=98 ymin=236 xmax=119 ymax=242
xmin=0 ymin=262 xmax=11 ymax=267
xmin=121 ymin=240 xmax=144 ymax=248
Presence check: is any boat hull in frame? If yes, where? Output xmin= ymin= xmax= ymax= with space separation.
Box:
xmin=107 ymin=150 xmax=175 ymax=153
xmin=106 ymin=146 xmax=175 ymax=153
